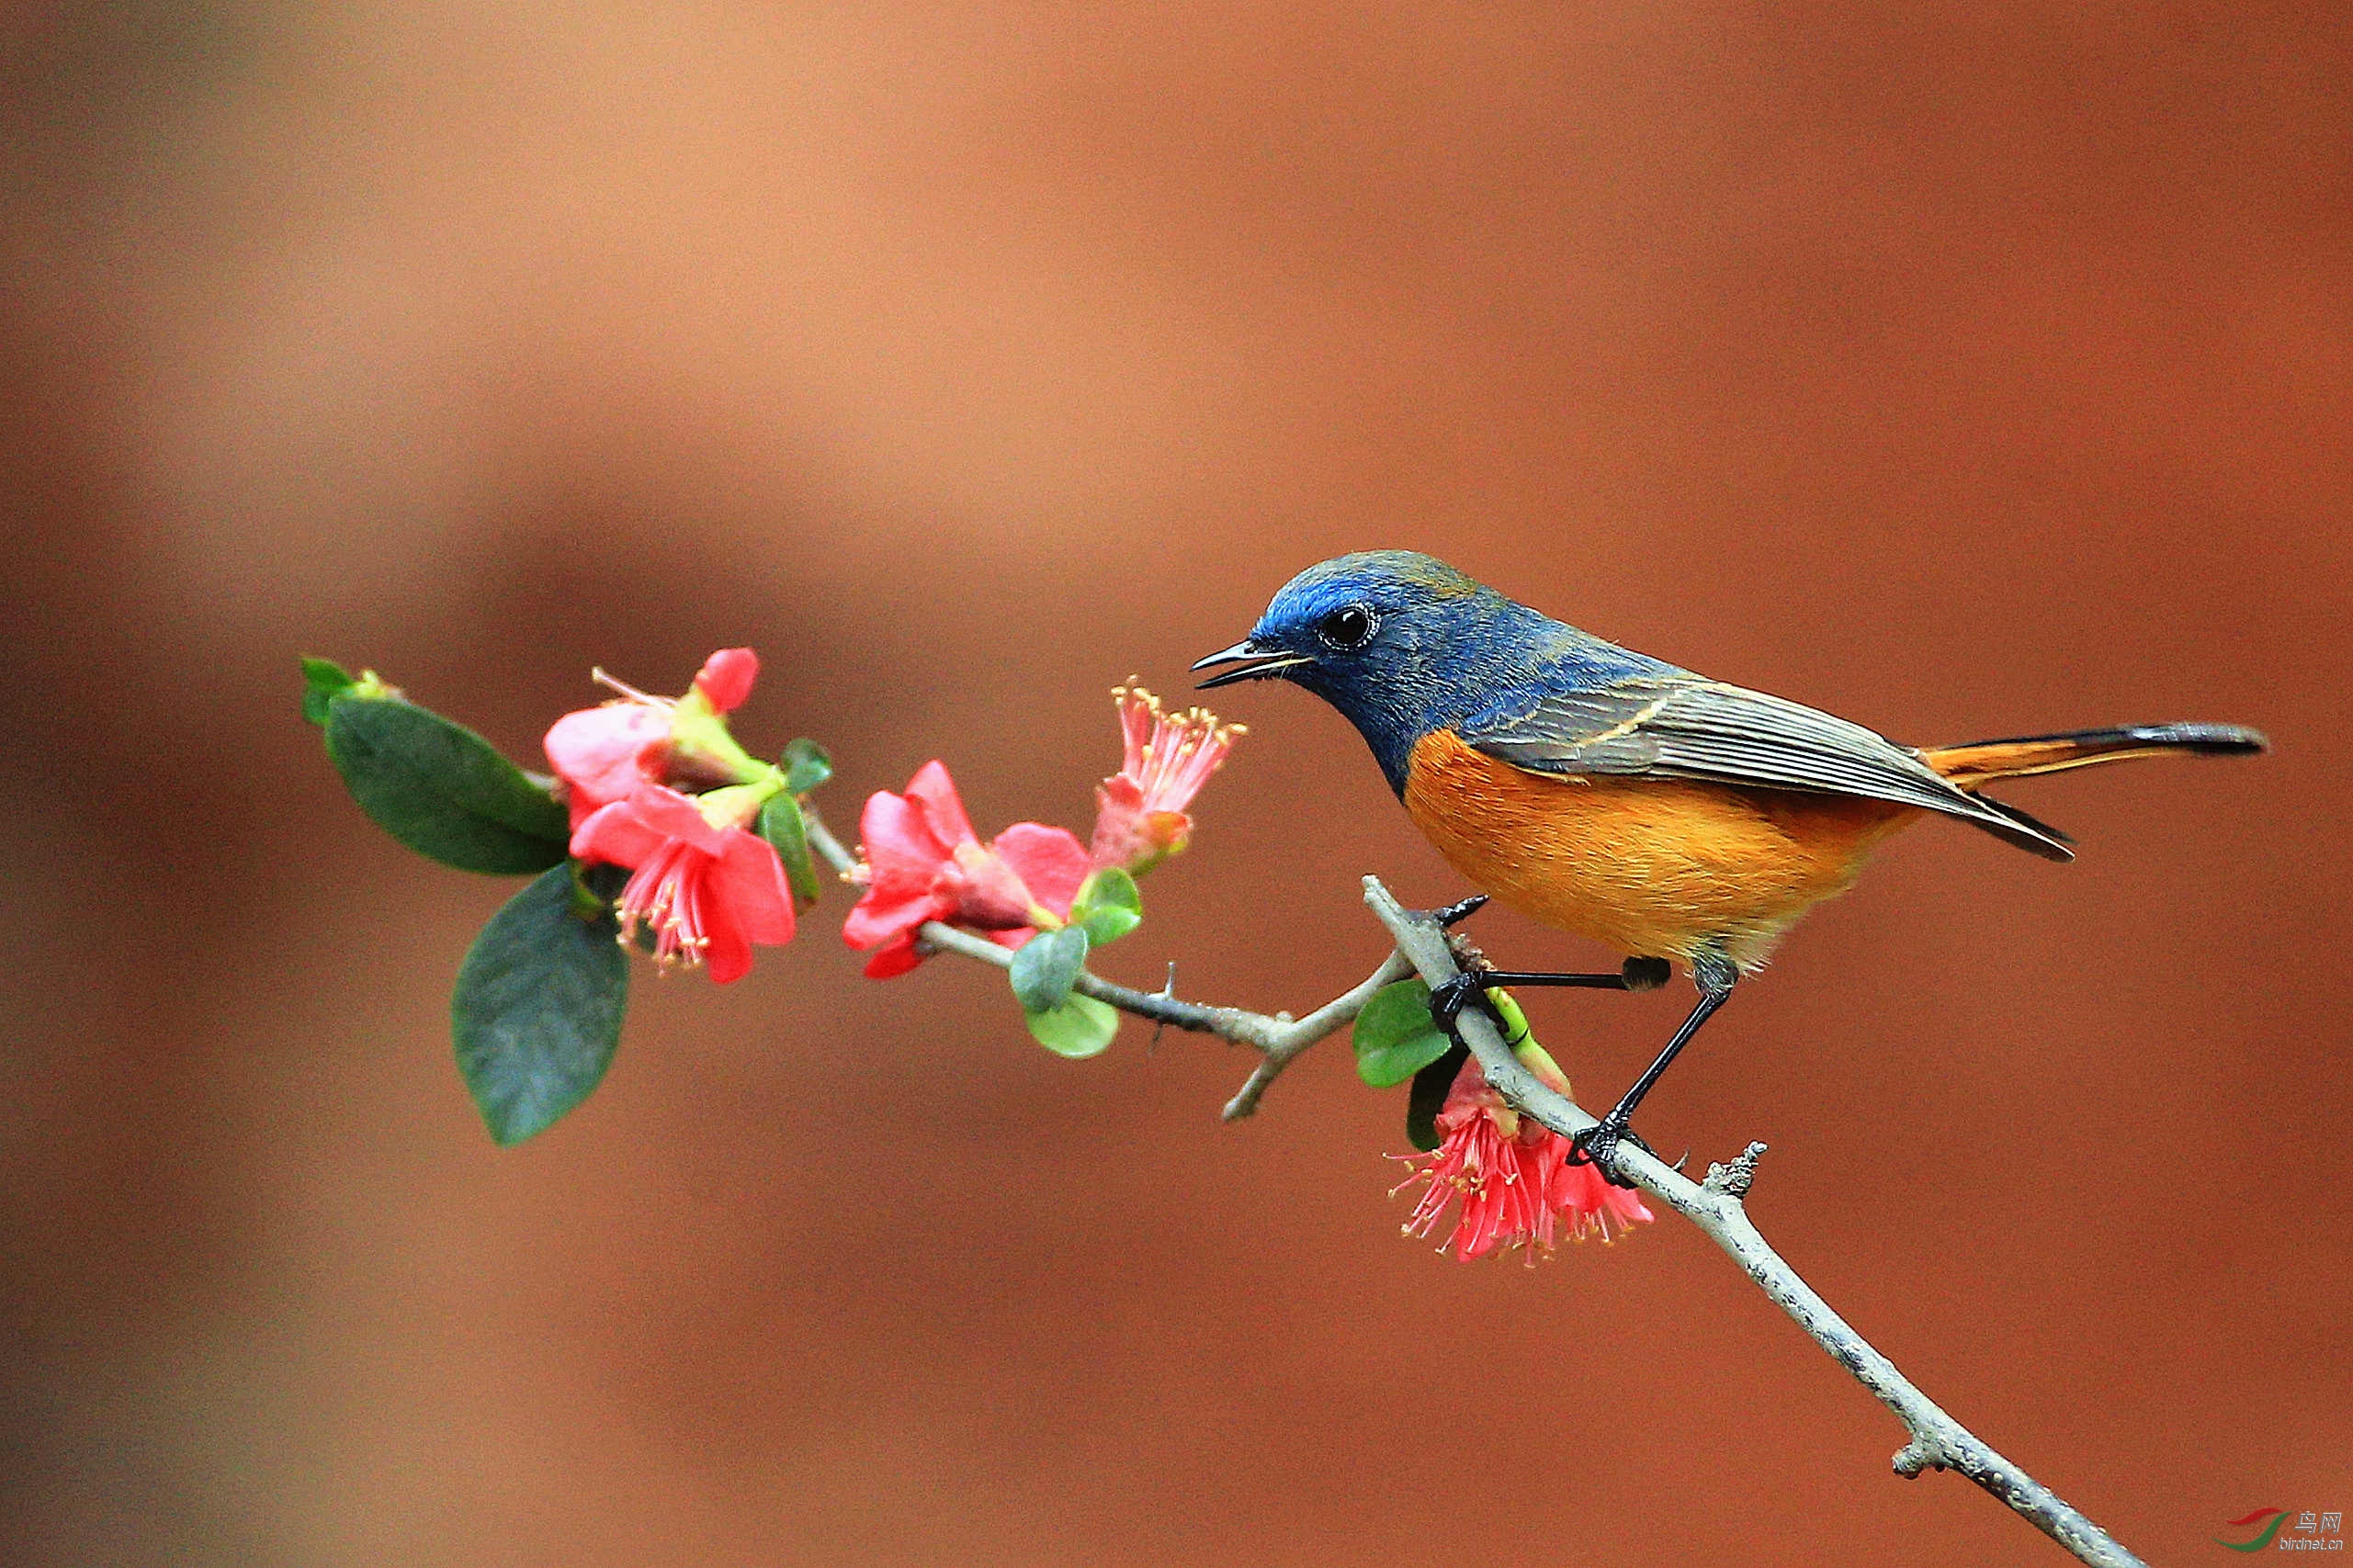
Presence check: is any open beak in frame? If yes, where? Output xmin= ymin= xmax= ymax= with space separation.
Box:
xmin=1191 ymin=639 xmax=1318 ymax=690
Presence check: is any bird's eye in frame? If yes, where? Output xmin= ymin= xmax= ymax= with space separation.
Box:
xmin=1317 ymin=604 xmax=1377 ymax=651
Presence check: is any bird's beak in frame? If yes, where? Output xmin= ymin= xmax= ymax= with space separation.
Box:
xmin=1191 ymin=639 xmax=1318 ymax=690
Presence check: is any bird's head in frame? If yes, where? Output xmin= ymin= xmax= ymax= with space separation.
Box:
xmin=1193 ymin=550 xmax=1545 ymax=791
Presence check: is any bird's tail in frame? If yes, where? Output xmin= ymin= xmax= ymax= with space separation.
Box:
xmin=1921 ymin=723 xmax=2268 ymax=790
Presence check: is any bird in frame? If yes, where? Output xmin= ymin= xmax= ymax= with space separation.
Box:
xmin=1193 ymin=549 xmax=2266 ymax=1180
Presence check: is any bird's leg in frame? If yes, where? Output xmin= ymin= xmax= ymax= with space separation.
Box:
xmin=1421 ymin=894 xmax=1672 ymax=1047
xmin=1427 ymin=957 xmax=1673 ymax=1046
xmin=1570 ymin=949 xmax=1738 ymax=1187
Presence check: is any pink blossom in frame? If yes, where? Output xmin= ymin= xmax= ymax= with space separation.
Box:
xmin=545 ymin=703 xmax=673 ymax=829
xmin=543 ymin=648 xmax=766 ymax=826
xmin=1394 ymin=1051 xmax=1654 ymax=1261
xmin=571 ymin=783 xmax=796 ymax=983
xmin=693 ymin=648 xmax=759 ymax=712
xmin=843 ymin=761 xmax=1090 ymax=978
xmin=1087 ymin=683 xmax=1244 ymax=874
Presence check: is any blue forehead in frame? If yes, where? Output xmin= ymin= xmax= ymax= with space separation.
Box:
xmin=1251 ymin=550 xmax=1481 ymax=636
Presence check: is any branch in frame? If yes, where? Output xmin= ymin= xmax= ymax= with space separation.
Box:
xmin=796 ymin=801 xmax=2141 ymax=1557
xmin=1361 ymin=876 xmax=2146 ymax=1568
xmin=799 ymin=806 xmax=1409 ymax=1114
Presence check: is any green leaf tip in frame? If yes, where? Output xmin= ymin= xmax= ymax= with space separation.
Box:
xmin=1352 ymin=978 xmax=1452 ymax=1088
xmin=1070 ymin=867 xmax=1143 ymax=946
xmin=453 ymin=863 xmax=630 ymax=1145
xmin=758 ymin=793 xmax=823 ymax=910
xmin=1025 ymin=993 xmax=1119 ymax=1059
xmin=299 ymin=656 xmax=357 ymax=726
xmin=783 ymin=738 xmax=833 ymax=795
xmin=1009 ymin=925 xmax=1090 ymax=1014
xmin=323 ymin=692 xmax=571 ymax=874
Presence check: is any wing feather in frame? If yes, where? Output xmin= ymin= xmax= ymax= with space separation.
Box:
xmin=1465 ymin=677 xmax=2074 ymax=861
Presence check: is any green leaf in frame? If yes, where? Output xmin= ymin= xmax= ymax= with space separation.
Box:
xmin=572 ymin=859 xmax=629 ymax=917
xmin=452 ymin=863 xmax=630 ymax=1145
xmin=1352 ymin=978 xmax=1453 ymax=1088
xmin=324 ymin=693 xmax=571 ymax=874
xmin=1070 ymin=866 xmax=1143 ymax=946
xmin=300 ymin=656 xmax=357 ymax=726
xmin=1025 ymin=993 xmax=1119 ymax=1058
xmin=1405 ymin=1043 xmax=1469 ymax=1153
xmin=1009 ymin=925 xmax=1090 ymax=1013
xmin=758 ymin=793 xmax=822 ymax=910
xmin=782 ymin=738 xmax=833 ymax=795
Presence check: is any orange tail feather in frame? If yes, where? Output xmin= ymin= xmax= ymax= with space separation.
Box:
xmin=1922 ymin=723 xmax=2267 ymax=789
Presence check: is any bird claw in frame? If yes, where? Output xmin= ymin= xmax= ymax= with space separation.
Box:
xmin=1428 ymin=970 xmax=1502 ymax=1031
xmin=1567 ymin=1114 xmax=1653 ymax=1189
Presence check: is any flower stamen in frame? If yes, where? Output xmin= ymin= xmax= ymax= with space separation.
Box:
xmin=590 ymin=667 xmax=676 ymax=709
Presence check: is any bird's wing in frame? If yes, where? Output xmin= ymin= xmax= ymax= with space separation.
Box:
xmin=1460 ymin=675 xmax=2074 ymax=860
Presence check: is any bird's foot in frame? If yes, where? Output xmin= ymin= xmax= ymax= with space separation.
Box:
xmin=1567 ymin=1112 xmax=1655 ymax=1189
xmin=1426 ymin=970 xmax=1523 ymax=1046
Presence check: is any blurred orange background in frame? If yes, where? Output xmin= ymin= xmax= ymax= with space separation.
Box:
xmin=5 ymin=3 xmax=2347 ymax=1563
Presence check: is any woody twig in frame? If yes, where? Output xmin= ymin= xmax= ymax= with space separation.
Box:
xmin=1361 ymin=874 xmax=2145 ymax=1568
xmin=800 ymin=808 xmax=1409 ymax=1115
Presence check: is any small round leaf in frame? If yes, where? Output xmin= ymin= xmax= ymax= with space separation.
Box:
xmin=1071 ymin=867 xmax=1144 ymax=946
xmin=1352 ymin=978 xmax=1452 ymax=1088
xmin=1009 ymin=926 xmax=1090 ymax=1013
xmin=1025 ymin=994 xmax=1119 ymax=1059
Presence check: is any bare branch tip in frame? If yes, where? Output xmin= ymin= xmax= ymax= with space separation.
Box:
xmin=1702 ymin=1141 xmax=1770 ymax=1199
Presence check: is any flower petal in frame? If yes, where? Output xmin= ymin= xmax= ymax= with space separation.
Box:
xmin=859 ymin=789 xmax=955 ymax=894
xmin=620 ymin=784 xmax=736 ymax=855
xmin=693 ymin=648 xmax=759 ymax=712
xmin=545 ymin=704 xmax=671 ymax=825
xmin=1086 ymin=776 xmax=1148 ymax=870
xmin=861 ymin=932 xmax=927 ymax=978
xmin=903 ymin=760 xmax=977 ymax=847
xmin=571 ymin=797 xmax=666 ymax=866
xmin=843 ymin=888 xmax=946 ymax=949
xmin=712 ymin=829 xmax=797 ymax=946
xmin=992 ymin=823 xmax=1091 ymax=918
xmin=702 ymin=912 xmax=755 ymax=983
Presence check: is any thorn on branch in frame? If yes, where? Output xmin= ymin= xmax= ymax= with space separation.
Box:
xmin=1433 ymin=893 xmax=1489 ymax=927
xmin=1151 ymin=962 xmax=1178 ymax=1047
xmin=1702 ymin=1142 xmax=1768 ymax=1199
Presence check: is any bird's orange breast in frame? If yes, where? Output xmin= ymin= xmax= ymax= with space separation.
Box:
xmin=1401 ymin=728 xmax=1918 ymax=970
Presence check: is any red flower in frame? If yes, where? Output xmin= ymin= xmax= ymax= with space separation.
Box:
xmin=1088 ymin=683 xmax=1244 ymax=874
xmin=546 ymin=702 xmax=672 ymax=829
xmin=543 ymin=648 xmax=767 ymax=827
xmin=571 ymin=783 xmax=796 ymax=983
xmin=1395 ymin=1049 xmax=1654 ymax=1261
xmin=691 ymin=648 xmax=758 ymax=712
xmin=843 ymin=761 xmax=1091 ymax=978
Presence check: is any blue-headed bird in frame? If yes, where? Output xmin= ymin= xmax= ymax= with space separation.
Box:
xmin=1194 ymin=550 xmax=2265 ymax=1179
